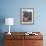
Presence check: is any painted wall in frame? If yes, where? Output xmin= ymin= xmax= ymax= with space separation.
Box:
xmin=0 ymin=0 xmax=46 ymax=32
xmin=0 ymin=0 xmax=46 ymax=46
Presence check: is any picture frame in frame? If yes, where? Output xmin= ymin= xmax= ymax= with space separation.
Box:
xmin=20 ymin=8 xmax=34 ymax=24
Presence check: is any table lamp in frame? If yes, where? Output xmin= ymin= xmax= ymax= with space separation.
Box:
xmin=5 ymin=18 xmax=14 ymax=35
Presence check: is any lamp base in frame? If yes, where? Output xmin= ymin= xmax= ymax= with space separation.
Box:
xmin=8 ymin=32 xmax=11 ymax=35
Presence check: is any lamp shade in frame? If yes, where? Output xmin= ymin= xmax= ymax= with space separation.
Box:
xmin=5 ymin=18 xmax=14 ymax=25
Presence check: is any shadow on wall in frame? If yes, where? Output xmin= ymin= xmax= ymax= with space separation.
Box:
xmin=0 ymin=16 xmax=5 ymax=46
xmin=0 ymin=16 xmax=5 ymax=32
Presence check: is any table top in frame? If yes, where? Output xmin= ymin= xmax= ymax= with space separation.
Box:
xmin=4 ymin=32 xmax=43 ymax=40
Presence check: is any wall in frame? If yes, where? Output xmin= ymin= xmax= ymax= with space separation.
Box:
xmin=0 ymin=0 xmax=46 ymax=32
xmin=0 ymin=0 xmax=46 ymax=46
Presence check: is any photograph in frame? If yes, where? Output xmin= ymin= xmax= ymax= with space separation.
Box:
xmin=20 ymin=8 xmax=34 ymax=24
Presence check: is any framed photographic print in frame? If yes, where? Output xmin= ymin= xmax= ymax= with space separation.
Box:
xmin=20 ymin=8 xmax=34 ymax=24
